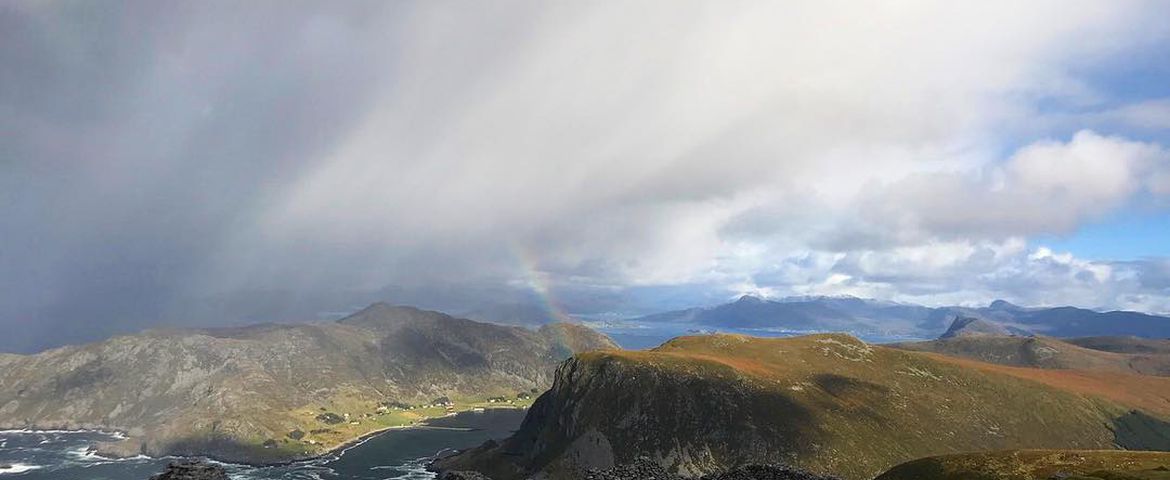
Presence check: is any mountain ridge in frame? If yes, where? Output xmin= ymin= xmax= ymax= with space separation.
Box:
xmin=632 ymin=296 xmax=1170 ymax=339
xmin=0 ymin=303 xmax=617 ymax=463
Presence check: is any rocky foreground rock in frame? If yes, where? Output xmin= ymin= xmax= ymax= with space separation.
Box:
xmin=438 ymin=459 xmax=840 ymax=480
xmin=148 ymin=460 xmax=229 ymax=480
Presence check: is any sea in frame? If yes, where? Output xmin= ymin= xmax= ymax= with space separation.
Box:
xmin=0 ymin=408 xmax=526 ymax=480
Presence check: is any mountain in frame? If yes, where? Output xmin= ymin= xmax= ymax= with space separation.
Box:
xmin=892 ymin=316 xmax=1170 ymax=376
xmin=434 ymin=333 xmax=1170 ymax=480
xmin=938 ymin=316 xmax=1032 ymax=338
xmin=876 ymin=450 xmax=1170 ymax=480
xmin=634 ymin=295 xmax=933 ymax=335
xmin=0 ymin=303 xmax=617 ymax=463
xmin=634 ymin=296 xmax=1170 ymax=339
xmin=928 ymin=301 xmax=1170 ymax=338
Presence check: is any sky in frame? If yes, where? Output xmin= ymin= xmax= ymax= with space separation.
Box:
xmin=3 ymin=1 xmax=1170 ymax=352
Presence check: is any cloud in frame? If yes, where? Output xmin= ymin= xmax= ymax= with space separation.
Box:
xmin=1101 ymin=99 xmax=1170 ymax=130
xmin=845 ymin=130 xmax=1170 ymax=243
xmin=3 ymin=1 xmax=1170 ymax=351
xmin=736 ymin=240 xmax=1170 ymax=315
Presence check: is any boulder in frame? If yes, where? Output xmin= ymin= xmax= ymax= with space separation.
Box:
xmin=149 ymin=460 xmax=229 ymax=480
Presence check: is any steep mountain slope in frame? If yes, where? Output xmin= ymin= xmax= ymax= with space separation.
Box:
xmin=0 ymin=303 xmax=617 ymax=463
xmin=436 ymin=334 xmax=1170 ymax=480
xmin=876 ymin=450 xmax=1170 ymax=480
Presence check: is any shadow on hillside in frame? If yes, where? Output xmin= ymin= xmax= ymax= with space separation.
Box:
xmin=1114 ymin=410 xmax=1170 ymax=451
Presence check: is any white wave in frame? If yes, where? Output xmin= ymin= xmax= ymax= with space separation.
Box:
xmin=0 ymin=428 xmax=129 ymax=440
xmin=383 ymin=459 xmax=436 ymax=480
xmin=0 ymin=463 xmax=43 ymax=475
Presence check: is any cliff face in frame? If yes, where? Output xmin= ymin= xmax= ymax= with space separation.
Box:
xmin=437 ymin=334 xmax=1170 ymax=480
xmin=0 ymin=303 xmax=617 ymax=463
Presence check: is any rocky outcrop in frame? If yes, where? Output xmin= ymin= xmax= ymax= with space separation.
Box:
xmin=439 ymin=471 xmax=495 ymax=480
xmin=149 ymin=461 xmax=229 ymax=480
xmin=703 ymin=464 xmax=842 ymax=480
xmin=438 ymin=458 xmax=839 ymax=480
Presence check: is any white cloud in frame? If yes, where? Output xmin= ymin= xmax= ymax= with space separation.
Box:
xmin=198 ymin=3 xmax=1166 ymax=287
xmin=848 ymin=130 xmax=1170 ymax=242
xmin=730 ymin=240 xmax=1169 ymax=314
xmin=6 ymin=1 xmax=1170 ymax=347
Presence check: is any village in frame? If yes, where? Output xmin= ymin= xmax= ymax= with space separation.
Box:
xmin=267 ymin=390 xmax=541 ymax=452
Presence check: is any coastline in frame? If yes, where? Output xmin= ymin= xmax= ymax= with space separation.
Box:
xmin=36 ymin=405 xmax=530 ymax=468
xmin=311 ymin=405 xmax=523 ymax=463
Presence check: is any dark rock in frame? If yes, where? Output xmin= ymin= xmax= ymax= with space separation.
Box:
xmin=432 ymin=459 xmax=840 ymax=480
xmin=149 ymin=460 xmax=229 ymax=480
xmin=582 ymin=459 xmax=840 ymax=480
xmin=702 ymin=464 xmax=842 ymax=480
xmin=438 ymin=471 xmax=494 ymax=480
xmin=315 ymin=412 xmax=345 ymax=424
xmin=287 ymin=429 xmax=305 ymax=440
xmin=584 ymin=458 xmax=677 ymax=480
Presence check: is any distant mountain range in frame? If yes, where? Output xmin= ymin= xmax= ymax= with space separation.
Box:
xmin=631 ymin=295 xmax=1170 ymax=339
xmin=893 ymin=316 xmax=1170 ymax=377
xmin=0 ymin=303 xmax=616 ymax=463
xmin=435 ymin=333 xmax=1170 ymax=479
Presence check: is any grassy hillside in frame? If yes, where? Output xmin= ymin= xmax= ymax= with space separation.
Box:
xmin=437 ymin=334 xmax=1170 ymax=480
xmin=0 ymin=304 xmax=617 ymax=463
xmin=1069 ymin=337 xmax=1170 ymax=356
xmin=876 ymin=450 xmax=1170 ymax=480
xmin=892 ymin=336 xmax=1170 ymax=377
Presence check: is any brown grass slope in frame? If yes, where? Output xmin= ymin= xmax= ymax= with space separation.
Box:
xmin=889 ymin=334 xmax=1170 ymax=379
xmin=891 ymin=336 xmax=1170 ymax=377
xmin=436 ymin=334 xmax=1170 ymax=480
xmin=876 ymin=450 xmax=1170 ymax=480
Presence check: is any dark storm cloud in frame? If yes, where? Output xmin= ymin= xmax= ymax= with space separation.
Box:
xmin=1 ymin=1 xmax=395 ymax=351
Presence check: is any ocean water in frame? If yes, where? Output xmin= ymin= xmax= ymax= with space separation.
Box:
xmin=0 ymin=408 xmax=526 ymax=480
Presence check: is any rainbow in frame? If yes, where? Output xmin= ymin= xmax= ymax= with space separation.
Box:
xmin=508 ymin=244 xmax=570 ymax=322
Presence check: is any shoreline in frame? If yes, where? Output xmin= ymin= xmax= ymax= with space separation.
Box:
xmin=306 ymin=405 xmax=521 ymax=462
xmin=8 ymin=405 xmax=529 ymax=468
